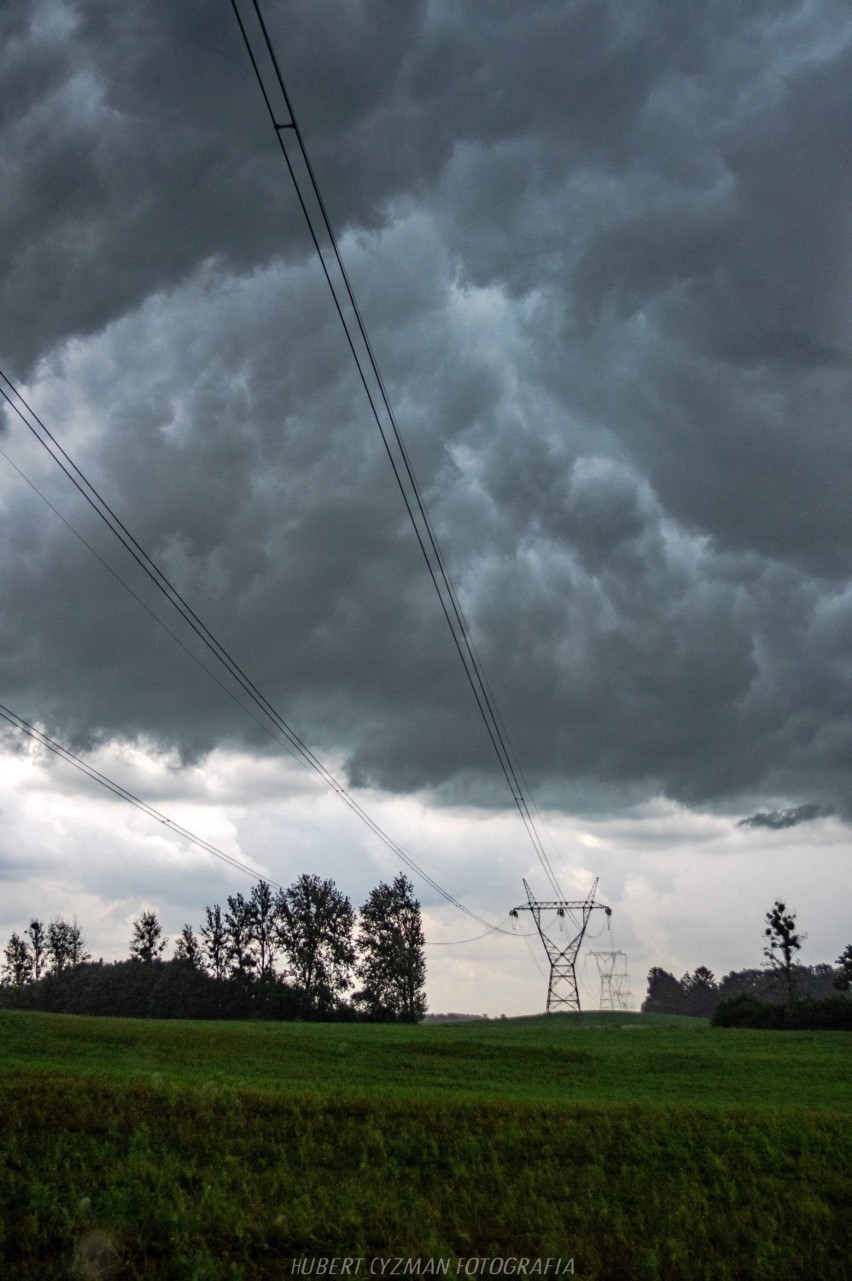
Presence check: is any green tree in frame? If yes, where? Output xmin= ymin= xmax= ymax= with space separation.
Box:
xmin=46 ymin=918 xmax=90 ymax=973
xmin=2 ymin=932 xmax=33 ymax=987
xmin=641 ymin=967 xmax=686 ymax=1014
xmin=68 ymin=920 xmax=89 ymax=967
xmin=224 ymin=892 xmax=257 ymax=980
xmin=356 ymin=874 xmax=427 ymax=1022
xmin=173 ymin=923 xmax=203 ymax=967
xmin=763 ymin=900 xmax=805 ymax=1006
xmin=248 ymin=879 xmax=278 ymax=977
xmin=834 ymin=943 xmax=852 ymax=992
xmin=130 ymin=911 xmax=167 ymax=963
xmin=275 ymin=874 xmax=355 ymax=1013
xmin=201 ymin=904 xmax=227 ymax=980
xmin=681 ymin=966 xmax=718 ymax=1017
xmin=26 ymin=918 xmax=48 ymax=981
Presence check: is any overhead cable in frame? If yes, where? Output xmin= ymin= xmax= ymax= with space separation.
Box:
xmin=0 ymin=699 xmax=538 ymax=947
xmin=0 ymin=701 xmax=283 ymax=888
xmin=425 ymin=916 xmax=536 ymax=946
xmin=230 ymin=0 xmax=566 ymax=900
xmin=0 ymin=444 xmax=306 ymax=772
xmin=0 ymin=373 xmax=514 ymax=934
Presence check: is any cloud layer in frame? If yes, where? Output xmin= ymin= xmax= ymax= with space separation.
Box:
xmin=738 ymin=803 xmax=833 ymax=831
xmin=2 ymin=0 xmax=852 ymax=820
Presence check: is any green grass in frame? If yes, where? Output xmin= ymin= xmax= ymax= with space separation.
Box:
xmin=1 ymin=1010 xmax=851 ymax=1279
xmin=3 ymin=1008 xmax=851 ymax=1109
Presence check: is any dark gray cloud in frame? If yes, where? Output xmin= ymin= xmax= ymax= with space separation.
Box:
xmin=2 ymin=0 xmax=852 ymax=819
xmin=738 ymin=804 xmax=833 ymax=831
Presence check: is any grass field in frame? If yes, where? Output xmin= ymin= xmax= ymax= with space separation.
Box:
xmin=1 ymin=1009 xmax=850 ymax=1279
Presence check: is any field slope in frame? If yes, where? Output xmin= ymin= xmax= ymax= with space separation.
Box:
xmin=1 ymin=1009 xmax=850 ymax=1279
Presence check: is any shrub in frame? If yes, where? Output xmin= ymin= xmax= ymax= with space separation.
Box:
xmin=713 ymin=992 xmax=852 ymax=1030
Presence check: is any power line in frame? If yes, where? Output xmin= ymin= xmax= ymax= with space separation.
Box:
xmin=3 ymin=437 xmax=526 ymax=906
xmin=0 ymin=701 xmax=283 ymax=888
xmin=1 ymin=695 xmax=540 ymax=954
xmin=1 ymin=696 xmax=540 ymax=950
xmin=230 ymin=0 xmax=566 ymax=900
xmin=0 ymin=2 xmax=568 ymax=926
xmin=0 ymin=373 xmax=514 ymax=935
xmin=425 ymin=916 xmax=537 ymax=946
xmin=0 ymin=443 xmax=306 ymax=773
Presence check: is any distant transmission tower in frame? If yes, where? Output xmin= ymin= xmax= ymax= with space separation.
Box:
xmin=613 ymin=971 xmax=634 ymax=1010
xmin=511 ymin=877 xmax=611 ymax=1013
xmin=588 ymin=950 xmax=634 ymax=1011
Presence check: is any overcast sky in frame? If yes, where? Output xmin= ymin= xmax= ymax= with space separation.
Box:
xmin=1 ymin=0 xmax=851 ymax=1014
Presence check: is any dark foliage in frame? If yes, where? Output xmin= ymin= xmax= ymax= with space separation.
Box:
xmin=0 ymin=959 xmax=346 ymax=1021
xmin=173 ymin=923 xmax=203 ymax=967
xmin=200 ymin=905 xmax=228 ymax=981
xmin=642 ymin=967 xmax=687 ymax=1015
xmin=1 ymin=873 xmax=423 ymax=1023
xmin=355 ymin=874 xmax=427 ymax=1023
xmin=129 ymin=911 xmax=167 ymax=964
xmin=248 ymin=879 xmax=277 ymax=978
xmin=763 ymin=900 xmax=806 ymax=1006
xmin=644 ymin=963 xmax=845 ymax=1017
xmin=46 ymin=918 xmax=90 ymax=972
xmin=712 ymin=992 xmax=852 ymax=1031
xmin=679 ymin=966 xmax=718 ymax=1018
xmin=1 ymin=932 xmax=32 ymax=988
xmin=26 ymin=919 xmax=48 ymax=981
xmin=834 ymin=943 xmax=852 ymax=992
xmin=274 ymin=873 xmax=356 ymax=1013
xmin=223 ymin=892 xmax=257 ymax=981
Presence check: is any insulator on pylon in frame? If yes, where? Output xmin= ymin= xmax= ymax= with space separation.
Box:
xmin=509 ymin=880 xmax=612 ymax=1013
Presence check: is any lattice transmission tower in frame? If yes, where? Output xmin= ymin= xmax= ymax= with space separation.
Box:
xmin=510 ymin=877 xmax=611 ymax=1013
xmin=587 ymin=950 xmax=634 ymax=1011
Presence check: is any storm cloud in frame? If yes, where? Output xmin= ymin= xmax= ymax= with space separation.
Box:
xmin=2 ymin=0 xmax=852 ymax=821
xmin=738 ymin=803 xmax=833 ymax=831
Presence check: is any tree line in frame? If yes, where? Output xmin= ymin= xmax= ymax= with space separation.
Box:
xmin=643 ymin=899 xmax=852 ymax=1029
xmin=0 ymin=872 xmax=427 ymax=1023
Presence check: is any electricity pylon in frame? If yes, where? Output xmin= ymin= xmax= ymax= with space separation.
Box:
xmin=588 ymin=950 xmax=634 ymax=1011
xmin=612 ymin=972 xmax=634 ymax=1010
xmin=511 ymin=877 xmax=611 ymax=1013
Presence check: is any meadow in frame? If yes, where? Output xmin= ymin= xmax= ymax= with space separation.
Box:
xmin=1 ymin=1009 xmax=850 ymax=1279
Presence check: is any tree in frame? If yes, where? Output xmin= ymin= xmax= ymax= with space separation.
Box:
xmin=2 ymin=933 xmax=33 ymax=987
xmin=681 ymin=966 xmax=718 ymax=1017
xmin=67 ymin=920 xmax=89 ymax=967
xmin=46 ymin=918 xmax=90 ymax=973
xmin=130 ymin=911 xmax=167 ymax=964
xmin=641 ymin=967 xmax=686 ymax=1015
xmin=248 ymin=880 xmax=278 ymax=978
xmin=201 ymin=904 xmax=227 ymax=980
xmin=26 ymin=918 xmax=48 ymax=981
xmin=763 ymin=900 xmax=805 ymax=1006
xmin=356 ymin=874 xmax=427 ymax=1022
xmin=173 ymin=923 xmax=203 ymax=968
xmin=275 ymin=874 xmax=355 ymax=1013
xmin=834 ymin=944 xmax=852 ymax=993
xmin=224 ymin=892 xmax=257 ymax=980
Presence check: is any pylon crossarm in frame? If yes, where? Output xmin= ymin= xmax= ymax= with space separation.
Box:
xmin=513 ymin=901 xmax=609 ymax=913
xmin=510 ymin=890 xmax=612 ymax=1014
